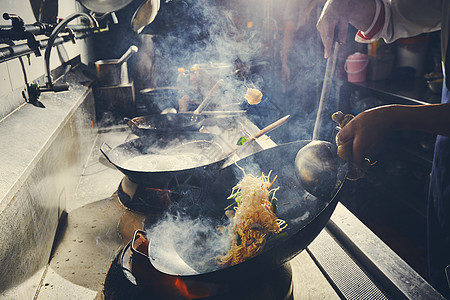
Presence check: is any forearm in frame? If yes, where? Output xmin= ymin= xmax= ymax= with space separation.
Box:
xmin=380 ymin=103 xmax=450 ymax=137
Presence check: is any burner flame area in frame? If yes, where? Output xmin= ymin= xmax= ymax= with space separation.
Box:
xmin=118 ymin=169 xmax=207 ymax=215
xmin=174 ymin=278 xmax=211 ymax=299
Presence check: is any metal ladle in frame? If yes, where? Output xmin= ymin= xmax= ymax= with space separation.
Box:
xmin=295 ymin=42 xmax=346 ymax=198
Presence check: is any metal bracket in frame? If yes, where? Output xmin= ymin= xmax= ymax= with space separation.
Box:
xmin=22 ymin=83 xmax=45 ymax=108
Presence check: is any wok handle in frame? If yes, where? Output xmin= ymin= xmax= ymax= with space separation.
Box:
xmin=123 ymin=117 xmax=134 ymax=129
xmin=130 ymin=229 xmax=150 ymax=258
xmin=218 ymin=114 xmax=291 ymax=160
xmin=99 ymin=142 xmax=113 ymax=164
xmin=247 ymin=114 xmax=290 ymax=142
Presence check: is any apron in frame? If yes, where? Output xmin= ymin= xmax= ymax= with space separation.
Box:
xmin=427 ymin=69 xmax=450 ymax=298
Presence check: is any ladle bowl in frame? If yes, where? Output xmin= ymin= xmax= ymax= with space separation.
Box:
xmin=295 ymin=140 xmax=343 ymax=199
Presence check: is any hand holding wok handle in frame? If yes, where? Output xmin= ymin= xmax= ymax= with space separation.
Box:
xmin=219 ymin=115 xmax=291 ymax=160
xmin=332 ymin=111 xmax=373 ymax=180
xmin=193 ymin=79 xmax=224 ymax=114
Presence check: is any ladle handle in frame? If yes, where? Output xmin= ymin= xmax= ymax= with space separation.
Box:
xmin=117 ymin=45 xmax=138 ymax=64
xmin=193 ymin=79 xmax=224 ymax=114
xmin=218 ymin=114 xmax=291 ymax=160
xmin=130 ymin=229 xmax=150 ymax=258
xmin=312 ymin=41 xmax=339 ymax=140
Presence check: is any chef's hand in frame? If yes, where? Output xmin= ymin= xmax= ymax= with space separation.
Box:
xmin=316 ymin=0 xmax=376 ymax=58
xmin=336 ymin=106 xmax=394 ymax=168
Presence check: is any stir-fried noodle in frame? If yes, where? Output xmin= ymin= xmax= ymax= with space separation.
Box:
xmin=218 ymin=165 xmax=287 ymax=266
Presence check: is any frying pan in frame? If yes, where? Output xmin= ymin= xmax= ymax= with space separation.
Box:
xmin=100 ymin=132 xmax=227 ymax=187
xmin=131 ymin=140 xmax=348 ymax=283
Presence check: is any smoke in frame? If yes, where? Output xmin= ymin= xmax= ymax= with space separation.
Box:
xmin=147 ymin=211 xmax=232 ymax=275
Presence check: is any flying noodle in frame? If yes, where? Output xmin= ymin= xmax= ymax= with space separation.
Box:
xmin=217 ymin=164 xmax=287 ymax=266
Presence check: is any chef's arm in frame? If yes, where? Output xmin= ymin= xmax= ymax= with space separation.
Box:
xmin=317 ymin=0 xmax=443 ymax=58
xmin=336 ymin=103 xmax=450 ymax=166
xmin=387 ymin=103 xmax=450 ymax=137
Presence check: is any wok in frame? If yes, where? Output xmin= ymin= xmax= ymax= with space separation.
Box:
xmin=131 ymin=140 xmax=348 ymax=283
xmin=125 ymin=112 xmax=246 ymax=135
xmin=125 ymin=113 xmax=207 ymax=134
xmin=100 ymin=132 xmax=226 ymax=188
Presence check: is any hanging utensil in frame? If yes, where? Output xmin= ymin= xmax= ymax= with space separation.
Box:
xmin=131 ymin=0 xmax=160 ymax=34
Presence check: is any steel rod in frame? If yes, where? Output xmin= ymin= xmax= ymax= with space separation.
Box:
xmin=312 ymin=42 xmax=340 ymax=140
xmin=0 ymin=30 xmax=96 ymax=64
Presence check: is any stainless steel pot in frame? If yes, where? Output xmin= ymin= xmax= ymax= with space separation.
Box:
xmin=95 ymin=45 xmax=138 ymax=87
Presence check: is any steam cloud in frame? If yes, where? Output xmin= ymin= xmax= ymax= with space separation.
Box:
xmin=147 ymin=211 xmax=232 ymax=275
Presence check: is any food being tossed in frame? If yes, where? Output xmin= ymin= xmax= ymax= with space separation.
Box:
xmin=218 ymin=167 xmax=287 ymax=266
xmin=245 ymin=88 xmax=263 ymax=105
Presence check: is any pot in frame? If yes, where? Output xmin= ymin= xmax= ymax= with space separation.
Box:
xmin=130 ymin=140 xmax=347 ymax=283
xmin=95 ymin=45 xmax=138 ymax=87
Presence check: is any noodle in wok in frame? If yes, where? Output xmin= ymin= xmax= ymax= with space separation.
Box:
xmin=218 ymin=166 xmax=287 ymax=266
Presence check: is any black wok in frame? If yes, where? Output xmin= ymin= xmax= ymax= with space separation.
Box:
xmin=125 ymin=113 xmax=207 ymax=135
xmin=131 ymin=140 xmax=347 ymax=283
xmin=100 ymin=131 xmax=227 ymax=188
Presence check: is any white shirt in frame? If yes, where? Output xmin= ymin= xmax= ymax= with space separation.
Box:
xmin=356 ymin=0 xmax=448 ymax=63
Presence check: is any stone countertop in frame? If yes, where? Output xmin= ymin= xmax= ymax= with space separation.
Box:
xmin=0 ymin=65 xmax=93 ymax=211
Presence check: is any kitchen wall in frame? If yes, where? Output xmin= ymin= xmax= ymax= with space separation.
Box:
xmin=0 ymin=0 xmax=92 ymax=101
xmin=0 ymin=1 xmax=97 ymax=298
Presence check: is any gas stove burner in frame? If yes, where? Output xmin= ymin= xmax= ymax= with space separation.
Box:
xmin=117 ymin=173 xmax=207 ymax=216
xmin=166 ymin=172 xmax=204 ymax=204
xmin=117 ymin=176 xmax=171 ymax=215
xmin=103 ymin=240 xmax=293 ymax=300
